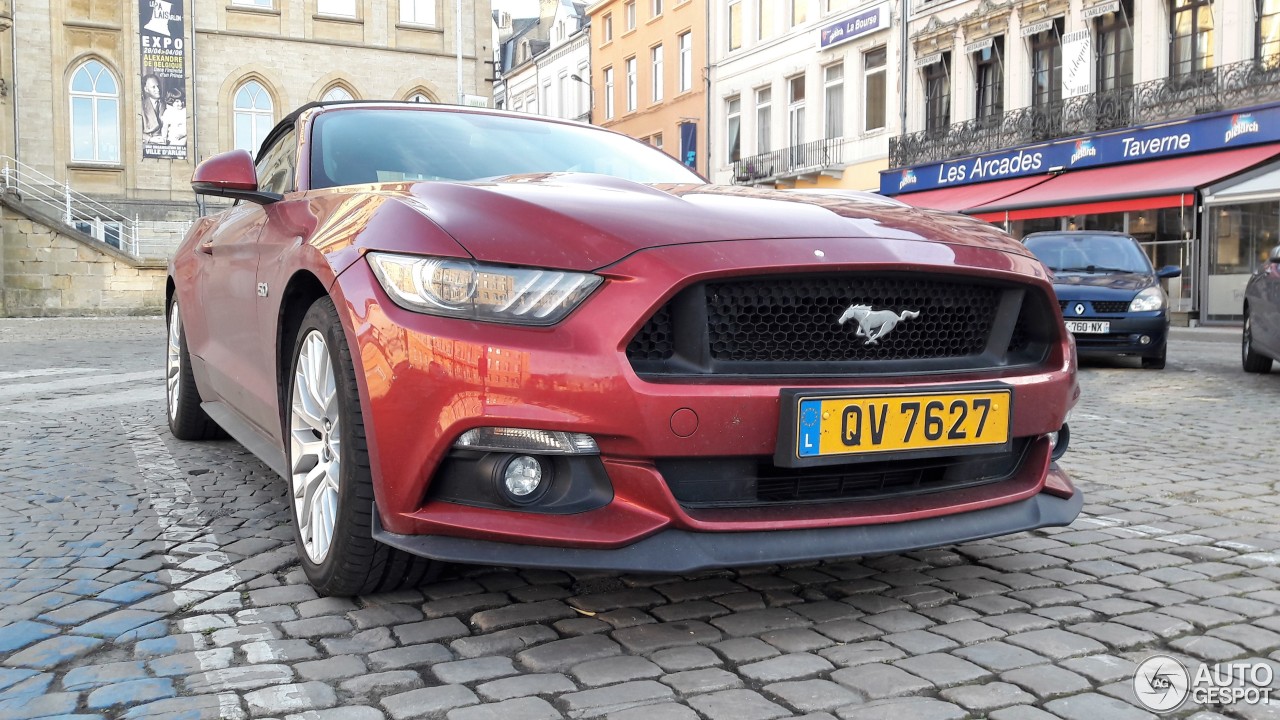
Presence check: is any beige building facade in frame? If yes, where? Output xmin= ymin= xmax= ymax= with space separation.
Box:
xmin=588 ymin=0 xmax=707 ymax=174
xmin=0 ymin=0 xmax=491 ymax=229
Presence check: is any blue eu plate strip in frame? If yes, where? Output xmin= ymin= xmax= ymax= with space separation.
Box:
xmin=798 ymin=399 xmax=821 ymax=457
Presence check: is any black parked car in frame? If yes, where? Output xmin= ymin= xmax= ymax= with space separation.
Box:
xmin=1023 ymin=231 xmax=1181 ymax=370
xmin=1243 ymin=244 xmax=1280 ymax=374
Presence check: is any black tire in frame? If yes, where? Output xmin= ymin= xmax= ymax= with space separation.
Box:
xmin=166 ymin=299 xmax=225 ymax=441
xmin=1243 ymin=310 xmax=1273 ymax=374
xmin=286 ymin=296 xmax=441 ymax=596
xmin=1141 ymin=346 xmax=1166 ymax=370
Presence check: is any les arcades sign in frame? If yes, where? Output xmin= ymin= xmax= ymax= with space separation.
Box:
xmin=882 ymin=103 xmax=1280 ymax=195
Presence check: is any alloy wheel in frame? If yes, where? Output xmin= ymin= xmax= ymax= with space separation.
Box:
xmin=290 ymin=330 xmax=342 ymax=564
xmin=166 ymin=304 xmax=182 ymax=421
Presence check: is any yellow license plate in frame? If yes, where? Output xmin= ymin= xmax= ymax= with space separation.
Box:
xmin=794 ymin=390 xmax=1012 ymax=460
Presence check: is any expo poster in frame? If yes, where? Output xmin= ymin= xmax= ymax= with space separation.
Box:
xmin=140 ymin=0 xmax=188 ymax=159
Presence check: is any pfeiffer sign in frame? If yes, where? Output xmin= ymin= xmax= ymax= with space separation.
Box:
xmin=818 ymin=4 xmax=889 ymax=50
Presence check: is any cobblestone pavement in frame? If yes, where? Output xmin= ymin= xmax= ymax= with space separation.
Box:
xmin=1 ymin=317 xmax=1278 ymax=720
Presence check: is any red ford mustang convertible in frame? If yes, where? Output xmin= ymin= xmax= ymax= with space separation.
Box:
xmin=167 ymin=101 xmax=1081 ymax=596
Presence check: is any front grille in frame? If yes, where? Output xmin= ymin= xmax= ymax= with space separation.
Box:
xmin=657 ymin=439 xmax=1030 ymax=508
xmin=1091 ymin=301 xmax=1130 ymax=313
xmin=1059 ymin=299 xmax=1131 ymax=314
xmin=627 ymin=273 xmax=1055 ymax=376
xmin=705 ymin=277 xmax=999 ymax=362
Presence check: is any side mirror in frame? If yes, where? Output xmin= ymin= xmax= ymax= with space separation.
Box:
xmin=192 ymin=149 xmax=281 ymax=204
xmin=1270 ymin=245 xmax=1280 ymax=264
xmin=1156 ymin=265 xmax=1182 ymax=279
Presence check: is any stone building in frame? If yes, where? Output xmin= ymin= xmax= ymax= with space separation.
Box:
xmin=0 ymin=0 xmax=491 ymax=316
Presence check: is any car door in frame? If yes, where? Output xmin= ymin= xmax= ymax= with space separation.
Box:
xmin=1260 ymin=245 xmax=1280 ymax=354
xmin=198 ymin=131 xmax=296 ymax=437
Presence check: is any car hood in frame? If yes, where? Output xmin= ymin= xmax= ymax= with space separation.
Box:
xmin=1051 ymin=272 xmax=1154 ymax=299
xmin=378 ymin=174 xmax=1033 ymax=272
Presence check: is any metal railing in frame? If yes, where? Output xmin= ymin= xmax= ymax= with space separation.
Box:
xmin=890 ymin=59 xmax=1280 ymax=168
xmin=1 ymin=155 xmax=193 ymax=261
xmin=732 ymin=137 xmax=845 ymax=185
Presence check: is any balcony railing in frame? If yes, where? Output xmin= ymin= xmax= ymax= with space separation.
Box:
xmin=889 ymin=59 xmax=1280 ymax=168
xmin=732 ymin=137 xmax=845 ymax=185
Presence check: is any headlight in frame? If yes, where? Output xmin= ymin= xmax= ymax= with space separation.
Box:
xmin=1129 ymin=287 xmax=1166 ymax=312
xmin=368 ymin=252 xmax=602 ymax=325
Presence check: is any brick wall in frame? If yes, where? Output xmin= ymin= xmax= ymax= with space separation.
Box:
xmin=0 ymin=198 xmax=166 ymax=317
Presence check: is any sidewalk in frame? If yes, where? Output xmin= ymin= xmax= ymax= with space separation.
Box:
xmin=1170 ymin=324 xmax=1240 ymax=344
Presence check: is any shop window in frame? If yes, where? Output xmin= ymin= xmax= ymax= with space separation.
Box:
xmin=234 ymin=80 xmax=274 ymax=158
xmin=824 ymin=63 xmax=843 ymax=139
xmin=1170 ymin=0 xmax=1214 ymax=78
xmin=1030 ymin=21 xmax=1062 ymax=109
xmin=1259 ymin=0 xmax=1280 ymax=68
xmin=726 ymin=95 xmax=742 ymax=162
xmin=864 ymin=47 xmax=886 ymax=131
xmin=69 ymin=60 xmax=121 ymax=163
xmin=1207 ymin=202 xmax=1279 ymax=320
xmin=923 ymin=54 xmax=950 ymax=133
xmin=974 ymin=38 xmax=1004 ymax=124
xmin=1096 ymin=0 xmax=1134 ymax=91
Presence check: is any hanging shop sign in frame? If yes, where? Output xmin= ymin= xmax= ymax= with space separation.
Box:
xmin=1083 ymin=0 xmax=1121 ymax=19
xmin=965 ymin=37 xmax=994 ymax=53
xmin=139 ymin=0 xmax=188 ymax=160
xmin=1061 ymin=29 xmax=1093 ymax=99
xmin=914 ymin=52 xmax=944 ymax=68
xmin=818 ymin=4 xmax=889 ymax=50
xmin=1020 ymin=18 xmax=1055 ymax=36
xmin=881 ymin=103 xmax=1280 ymax=194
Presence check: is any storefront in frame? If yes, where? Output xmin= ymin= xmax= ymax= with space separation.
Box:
xmin=882 ymin=101 xmax=1280 ymax=323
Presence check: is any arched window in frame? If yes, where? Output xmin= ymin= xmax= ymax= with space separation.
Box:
xmin=234 ymin=80 xmax=274 ymax=157
xmin=322 ymin=85 xmax=354 ymax=102
xmin=69 ymin=60 xmax=120 ymax=163
xmin=408 ymin=92 xmax=434 ymax=103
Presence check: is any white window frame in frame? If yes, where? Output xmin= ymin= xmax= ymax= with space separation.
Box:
xmin=823 ymin=63 xmax=843 ymax=139
xmin=626 ymin=56 xmax=637 ymax=111
xmin=604 ymin=13 xmax=613 ymax=41
xmin=863 ymin=46 xmax=887 ymax=131
xmin=651 ymin=44 xmax=664 ymax=102
xmin=233 ymin=80 xmax=274 ymax=158
xmin=787 ymin=74 xmax=805 ymax=147
xmin=678 ymin=32 xmax=693 ymax=91
xmin=626 ymin=0 xmax=636 ymax=29
xmin=653 ymin=0 xmax=663 ymax=16
xmin=69 ymin=60 xmax=120 ymax=163
xmin=318 ymin=0 xmax=356 ymax=16
xmin=322 ymin=85 xmax=355 ymax=102
xmin=728 ymin=0 xmax=743 ymax=50
xmin=604 ymin=66 xmax=616 ymax=118
xmin=726 ymin=95 xmax=742 ymax=163
xmin=755 ymin=86 xmax=771 ymax=153
xmin=401 ymin=0 xmax=437 ymax=26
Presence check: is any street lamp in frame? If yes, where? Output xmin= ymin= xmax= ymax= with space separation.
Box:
xmin=570 ymin=74 xmax=594 ymax=124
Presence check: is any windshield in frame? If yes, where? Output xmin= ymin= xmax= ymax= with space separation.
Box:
xmin=310 ymin=108 xmax=704 ymax=189
xmin=1023 ymin=233 xmax=1154 ymax=274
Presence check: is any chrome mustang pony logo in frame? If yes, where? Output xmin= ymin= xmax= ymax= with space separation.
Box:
xmin=837 ymin=304 xmax=920 ymax=345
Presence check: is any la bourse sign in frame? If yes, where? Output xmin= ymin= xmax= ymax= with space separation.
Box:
xmin=882 ymin=102 xmax=1280 ymax=195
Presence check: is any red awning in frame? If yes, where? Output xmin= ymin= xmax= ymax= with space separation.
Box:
xmin=968 ymin=144 xmax=1280 ymax=222
xmin=895 ymin=174 xmax=1053 ymax=212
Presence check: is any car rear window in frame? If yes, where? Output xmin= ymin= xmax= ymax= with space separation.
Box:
xmin=310 ymin=108 xmax=704 ymax=189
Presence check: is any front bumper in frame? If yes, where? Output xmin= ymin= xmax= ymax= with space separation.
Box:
xmin=372 ymin=469 xmax=1082 ymax=572
xmin=333 ymin=236 xmax=1079 ymax=553
xmin=1070 ymin=313 xmax=1168 ymax=357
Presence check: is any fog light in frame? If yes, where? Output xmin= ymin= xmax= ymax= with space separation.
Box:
xmin=1050 ymin=423 xmax=1070 ymax=461
xmin=493 ymin=454 xmax=551 ymax=505
xmin=1139 ymin=335 xmax=1152 ymax=345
